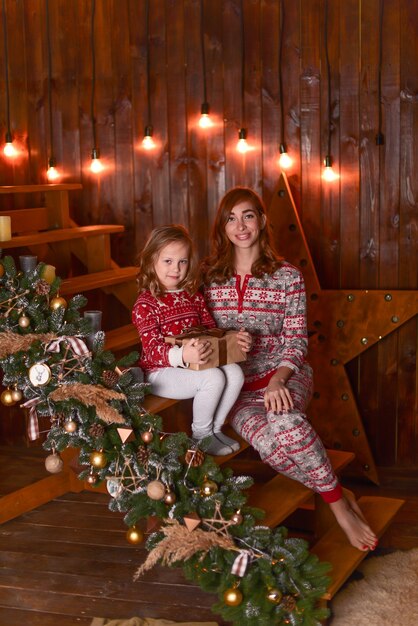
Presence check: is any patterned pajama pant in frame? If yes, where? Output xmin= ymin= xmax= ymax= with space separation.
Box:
xmin=229 ymin=363 xmax=341 ymax=501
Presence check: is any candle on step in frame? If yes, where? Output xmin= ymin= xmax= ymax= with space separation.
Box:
xmin=19 ymin=255 xmax=38 ymax=273
xmin=129 ymin=367 xmax=144 ymax=384
xmin=84 ymin=310 xmax=102 ymax=333
xmin=0 ymin=216 xmax=11 ymax=241
xmin=41 ymin=264 xmax=56 ymax=284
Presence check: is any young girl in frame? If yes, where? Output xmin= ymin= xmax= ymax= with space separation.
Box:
xmin=132 ymin=224 xmax=246 ymax=456
xmin=202 ymin=187 xmax=377 ymax=551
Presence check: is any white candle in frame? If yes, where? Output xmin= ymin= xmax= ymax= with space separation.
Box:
xmin=0 ymin=216 xmax=11 ymax=241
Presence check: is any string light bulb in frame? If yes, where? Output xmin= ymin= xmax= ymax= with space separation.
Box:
xmin=236 ymin=128 xmax=250 ymax=154
xmin=278 ymin=143 xmax=292 ymax=170
xmin=90 ymin=148 xmax=104 ymax=173
xmin=198 ymin=102 xmax=213 ymax=129
xmin=142 ymin=125 xmax=156 ymax=150
xmin=46 ymin=157 xmax=60 ymax=181
xmin=3 ymin=131 xmax=17 ymax=157
xmin=322 ymin=155 xmax=339 ymax=182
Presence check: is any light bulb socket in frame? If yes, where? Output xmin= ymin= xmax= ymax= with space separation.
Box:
xmin=238 ymin=128 xmax=247 ymax=140
xmin=200 ymin=102 xmax=210 ymax=115
xmin=144 ymin=125 xmax=153 ymax=138
xmin=279 ymin=143 xmax=287 ymax=154
xmin=324 ymin=155 xmax=333 ymax=167
xmin=5 ymin=130 xmax=13 ymax=143
xmin=375 ymin=132 xmax=385 ymax=146
xmin=48 ymin=156 xmax=56 ymax=168
xmin=91 ymin=148 xmax=100 ymax=160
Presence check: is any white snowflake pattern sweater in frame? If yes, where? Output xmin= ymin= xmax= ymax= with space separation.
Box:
xmin=132 ymin=290 xmax=216 ymax=372
xmin=203 ymin=262 xmax=308 ymax=390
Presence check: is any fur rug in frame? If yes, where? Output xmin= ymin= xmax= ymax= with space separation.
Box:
xmin=90 ymin=618 xmax=217 ymax=626
xmin=330 ymin=549 xmax=418 ymax=625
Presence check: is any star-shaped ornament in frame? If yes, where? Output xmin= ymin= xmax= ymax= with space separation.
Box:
xmin=269 ymin=173 xmax=418 ymax=483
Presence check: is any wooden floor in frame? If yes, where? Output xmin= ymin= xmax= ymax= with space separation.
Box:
xmin=1 ymin=446 xmax=417 ymax=626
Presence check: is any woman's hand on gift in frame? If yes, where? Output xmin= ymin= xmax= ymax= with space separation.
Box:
xmin=183 ymin=338 xmax=213 ymax=365
xmin=264 ymin=369 xmax=294 ymax=413
xmin=237 ymin=328 xmax=253 ymax=353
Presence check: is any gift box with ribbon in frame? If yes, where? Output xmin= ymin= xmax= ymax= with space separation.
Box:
xmin=164 ymin=326 xmax=246 ymax=371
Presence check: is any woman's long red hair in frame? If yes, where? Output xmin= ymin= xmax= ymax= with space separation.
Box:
xmin=202 ymin=187 xmax=283 ymax=284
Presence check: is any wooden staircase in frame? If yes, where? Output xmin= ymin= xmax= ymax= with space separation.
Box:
xmin=0 ymin=184 xmax=404 ymax=615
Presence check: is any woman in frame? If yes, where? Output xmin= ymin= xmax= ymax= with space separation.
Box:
xmin=202 ymin=186 xmax=377 ymax=551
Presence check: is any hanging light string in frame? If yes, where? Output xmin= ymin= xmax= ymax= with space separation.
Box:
xmin=45 ymin=0 xmax=57 ymax=176
xmin=376 ymin=0 xmax=385 ymax=145
xmin=2 ymin=0 xmax=15 ymax=155
xmin=90 ymin=0 xmax=98 ymax=154
xmin=236 ymin=0 xmax=248 ymax=151
xmin=142 ymin=0 xmax=155 ymax=148
xmin=200 ymin=0 xmax=207 ymax=105
xmin=322 ymin=0 xmax=338 ymax=181
xmin=278 ymin=0 xmax=285 ymax=148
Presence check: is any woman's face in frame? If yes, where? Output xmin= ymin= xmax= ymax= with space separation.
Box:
xmin=224 ymin=201 xmax=265 ymax=250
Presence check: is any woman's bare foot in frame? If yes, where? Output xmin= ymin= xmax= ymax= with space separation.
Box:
xmin=329 ymin=496 xmax=378 ymax=551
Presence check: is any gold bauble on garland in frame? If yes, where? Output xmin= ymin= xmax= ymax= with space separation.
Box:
xmin=89 ymin=450 xmax=107 ymax=469
xmin=223 ymin=586 xmax=243 ymax=607
xmin=126 ymin=526 xmax=144 ymax=545
xmin=64 ymin=419 xmax=77 ymax=433
xmin=1 ymin=388 xmax=15 ymax=406
xmin=146 ymin=480 xmax=166 ymax=500
xmin=231 ymin=511 xmax=243 ymax=525
xmin=18 ymin=314 xmax=30 ymax=328
xmin=200 ymin=477 xmax=218 ymax=497
xmin=45 ymin=452 xmax=64 ymax=474
xmin=86 ymin=470 xmax=99 ymax=485
xmin=266 ymin=587 xmax=283 ymax=604
xmin=141 ymin=430 xmax=154 ymax=443
xmin=49 ymin=296 xmax=68 ymax=311
xmin=10 ymin=388 xmax=23 ymax=402
xmin=164 ymin=490 xmax=177 ymax=505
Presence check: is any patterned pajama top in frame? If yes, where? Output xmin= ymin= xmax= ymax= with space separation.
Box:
xmin=203 ymin=261 xmax=310 ymax=391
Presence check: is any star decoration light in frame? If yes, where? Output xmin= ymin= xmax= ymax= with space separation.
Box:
xmin=269 ymin=173 xmax=418 ymax=483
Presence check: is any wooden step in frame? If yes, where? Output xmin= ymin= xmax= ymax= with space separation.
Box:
xmin=0 ymin=183 xmax=82 ymax=194
xmin=104 ymin=324 xmax=139 ymax=352
xmin=248 ymin=449 xmax=355 ymax=527
xmin=311 ymin=495 xmax=404 ymax=599
xmin=60 ymin=267 xmax=137 ymax=295
xmin=0 ymin=224 xmax=124 ymax=249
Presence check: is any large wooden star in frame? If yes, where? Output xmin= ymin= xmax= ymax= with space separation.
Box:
xmin=269 ymin=173 xmax=418 ymax=484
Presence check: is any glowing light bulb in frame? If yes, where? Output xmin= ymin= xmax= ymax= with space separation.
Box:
xmin=236 ymin=128 xmax=250 ymax=153
xmin=3 ymin=141 xmax=17 ymax=157
xmin=278 ymin=144 xmax=293 ymax=169
xmin=46 ymin=165 xmax=60 ymax=181
xmin=322 ymin=155 xmax=339 ymax=182
xmin=90 ymin=148 xmax=104 ymax=173
xmin=142 ymin=125 xmax=156 ymax=150
xmin=198 ymin=102 xmax=213 ymax=129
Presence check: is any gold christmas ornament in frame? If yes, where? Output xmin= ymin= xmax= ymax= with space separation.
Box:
xmin=18 ymin=314 xmax=30 ymax=328
xmin=89 ymin=450 xmax=107 ymax=469
xmin=164 ymin=490 xmax=177 ymax=505
xmin=1 ymin=388 xmax=15 ymax=406
xmin=141 ymin=430 xmax=154 ymax=443
xmin=45 ymin=452 xmax=64 ymax=474
xmin=200 ymin=477 xmax=218 ymax=497
xmin=64 ymin=419 xmax=77 ymax=433
xmin=126 ymin=526 xmax=144 ymax=545
xmin=223 ymin=586 xmax=243 ymax=607
xmin=267 ymin=588 xmax=283 ymax=604
xmin=147 ymin=480 xmax=166 ymax=501
xmin=49 ymin=295 xmax=68 ymax=311
xmin=86 ymin=470 xmax=99 ymax=485
xmin=231 ymin=511 xmax=243 ymax=525
xmin=28 ymin=362 xmax=52 ymax=387
xmin=10 ymin=388 xmax=23 ymax=402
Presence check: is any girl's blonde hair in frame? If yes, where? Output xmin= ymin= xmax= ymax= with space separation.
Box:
xmin=136 ymin=224 xmax=198 ymax=296
xmin=202 ymin=187 xmax=283 ymax=284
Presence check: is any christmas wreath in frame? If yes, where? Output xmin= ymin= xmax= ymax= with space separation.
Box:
xmin=0 ymin=255 xmax=330 ymax=625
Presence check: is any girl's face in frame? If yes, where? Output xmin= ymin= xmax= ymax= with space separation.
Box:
xmin=154 ymin=240 xmax=189 ymax=290
xmin=224 ymin=201 xmax=265 ymax=250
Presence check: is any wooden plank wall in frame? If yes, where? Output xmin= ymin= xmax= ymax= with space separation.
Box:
xmin=0 ymin=0 xmax=417 ymax=469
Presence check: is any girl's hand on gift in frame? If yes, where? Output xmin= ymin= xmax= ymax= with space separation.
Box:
xmin=183 ymin=338 xmax=213 ymax=365
xmin=237 ymin=328 xmax=253 ymax=353
xmin=264 ymin=378 xmax=294 ymax=413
